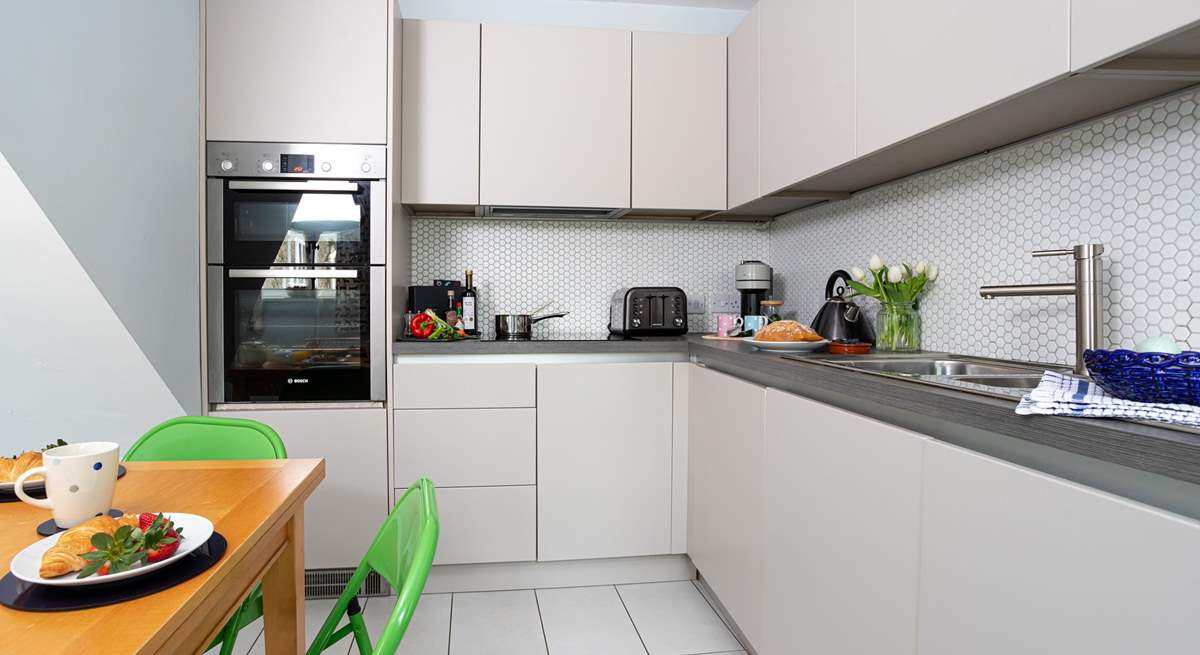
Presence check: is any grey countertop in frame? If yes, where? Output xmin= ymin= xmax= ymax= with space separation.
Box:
xmin=686 ymin=335 xmax=1200 ymax=491
xmin=393 ymin=336 xmax=691 ymax=356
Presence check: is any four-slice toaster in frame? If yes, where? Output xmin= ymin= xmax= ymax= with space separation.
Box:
xmin=608 ymin=287 xmax=689 ymax=336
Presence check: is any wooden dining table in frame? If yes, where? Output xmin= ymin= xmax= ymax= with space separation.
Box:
xmin=0 ymin=458 xmax=325 ymax=654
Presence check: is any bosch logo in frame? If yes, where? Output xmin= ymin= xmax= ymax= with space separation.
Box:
xmin=287 ymin=378 xmax=309 ymax=385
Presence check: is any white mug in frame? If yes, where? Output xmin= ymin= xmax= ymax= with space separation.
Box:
xmin=15 ymin=442 xmax=120 ymax=529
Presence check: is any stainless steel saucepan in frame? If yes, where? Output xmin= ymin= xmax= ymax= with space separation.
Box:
xmin=494 ymin=312 xmax=569 ymax=340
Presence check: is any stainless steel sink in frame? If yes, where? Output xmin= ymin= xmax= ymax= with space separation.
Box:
xmin=823 ymin=358 xmax=1044 ymax=377
xmin=798 ymin=354 xmax=1065 ymax=399
xmin=951 ymin=375 xmax=1045 ymax=389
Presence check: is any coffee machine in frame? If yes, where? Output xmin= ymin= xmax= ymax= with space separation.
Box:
xmin=735 ymin=260 xmax=773 ymax=316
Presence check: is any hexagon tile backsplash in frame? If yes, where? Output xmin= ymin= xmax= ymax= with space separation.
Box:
xmin=771 ymin=87 xmax=1199 ymax=366
xmin=412 ymin=87 xmax=1197 ymax=361
xmin=411 ymin=218 xmax=768 ymax=339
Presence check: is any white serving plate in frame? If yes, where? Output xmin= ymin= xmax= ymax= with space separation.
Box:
xmin=9 ymin=512 xmax=214 ymax=587
xmin=747 ymin=339 xmax=830 ymax=352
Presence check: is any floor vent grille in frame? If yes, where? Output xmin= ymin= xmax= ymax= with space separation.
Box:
xmin=304 ymin=569 xmax=389 ymax=600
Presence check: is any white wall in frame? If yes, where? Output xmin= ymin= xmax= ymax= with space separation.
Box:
xmin=398 ymin=0 xmax=747 ymax=35
xmin=0 ymin=153 xmax=184 ymax=452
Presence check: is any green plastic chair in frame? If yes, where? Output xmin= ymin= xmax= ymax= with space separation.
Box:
xmin=307 ymin=479 xmax=439 ymax=655
xmin=124 ymin=416 xmax=287 ymax=655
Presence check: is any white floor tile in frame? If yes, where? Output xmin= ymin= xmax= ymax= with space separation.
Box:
xmin=450 ymin=589 xmax=548 ymax=655
xmin=615 ymin=582 xmax=741 ymax=655
xmin=203 ymin=616 xmax=263 ymax=655
xmin=535 ymin=586 xmax=647 ymax=655
xmin=362 ymin=593 xmax=452 ymax=655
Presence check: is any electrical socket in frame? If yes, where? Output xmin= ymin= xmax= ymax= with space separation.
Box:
xmin=686 ymin=294 xmax=707 ymax=314
xmin=708 ymin=293 xmax=740 ymax=314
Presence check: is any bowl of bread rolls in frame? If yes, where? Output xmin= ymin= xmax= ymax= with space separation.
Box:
xmin=748 ymin=320 xmax=829 ymax=352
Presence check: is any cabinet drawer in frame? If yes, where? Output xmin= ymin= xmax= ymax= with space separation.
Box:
xmin=414 ymin=486 xmax=536 ymax=565
xmin=394 ymin=409 xmax=535 ymax=487
xmin=393 ymin=363 xmax=535 ymax=408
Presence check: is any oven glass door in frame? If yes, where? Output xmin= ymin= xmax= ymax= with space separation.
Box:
xmin=222 ymin=267 xmax=371 ymax=402
xmin=220 ymin=180 xmax=373 ymax=266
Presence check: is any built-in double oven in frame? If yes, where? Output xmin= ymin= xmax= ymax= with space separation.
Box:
xmin=206 ymin=142 xmax=386 ymax=404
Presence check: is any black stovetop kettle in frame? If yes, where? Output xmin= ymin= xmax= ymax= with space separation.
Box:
xmin=811 ymin=270 xmax=876 ymax=344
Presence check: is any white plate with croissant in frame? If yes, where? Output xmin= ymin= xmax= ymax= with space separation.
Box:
xmin=9 ymin=512 xmax=213 ymax=587
xmin=747 ymin=320 xmax=830 ymax=352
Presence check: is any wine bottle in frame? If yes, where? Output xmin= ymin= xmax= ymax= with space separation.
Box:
xmin=462 ymin=269 xmax=478 ymax=336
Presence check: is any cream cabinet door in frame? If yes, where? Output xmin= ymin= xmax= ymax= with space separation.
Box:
xmin=632 ymin=31 xmax=726 ymax=211
xmin=919 ymin=441 xmax=1200 ymax=655
xmin=762 ymin=389 xmax=926 ymax=655
xmin=214 ymin=407 xmax=387 ymax=570
xmin=855 ymin=0 xmax=1069 ymax=156
xmin=206 ymin=0 xmax=388 ymax=144
xmin=758 ymin=0 xmax=854 ymax=194
xmin=480 ymin=24 xmax=631 ymax=209
xmin=536 ymin=363 xmax=673 ymax=561
xmin=401 ymin=20 xmax=480 ymax=205
xmin=1071 ymin=0 xmax=1200 ymax=70
xmin=727 ymin=5 xmax=761 ymax=209
xmin=687 ymin=365 xmax=765 ymax=649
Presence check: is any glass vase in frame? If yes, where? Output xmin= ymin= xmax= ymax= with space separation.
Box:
xmin=875 ymin=301 xmax=921 ymax=352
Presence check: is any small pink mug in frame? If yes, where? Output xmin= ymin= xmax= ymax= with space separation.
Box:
xmin=716 ymin=314 xmax=740 ymax=337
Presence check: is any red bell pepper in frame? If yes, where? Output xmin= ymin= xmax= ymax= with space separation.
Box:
xmin=410 ymin=313 xmax=436 ymax=338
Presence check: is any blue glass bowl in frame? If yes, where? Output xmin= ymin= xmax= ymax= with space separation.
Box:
xmin=1083 ymin=349 xmax=1200 ymax=406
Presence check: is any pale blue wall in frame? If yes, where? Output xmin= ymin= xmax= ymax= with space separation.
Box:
xmin=0 ymin=1 xmax=201 ymax=414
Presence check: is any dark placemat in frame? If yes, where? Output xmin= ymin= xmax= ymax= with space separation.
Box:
xmin=36 ymin=509 xmax=128 ymax=537
xmin=0 ymin=532 xmax=227 ymax=612
xmin=0 ymin=465 xmax=127 ymax=503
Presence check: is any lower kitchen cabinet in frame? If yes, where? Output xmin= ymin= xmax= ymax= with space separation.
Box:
xmin=536 ymin=363 xmax=673 ymax=561
xmin=393 ymin=408 xmax=535 ymax=487
xmin=687 ymin=365 xmax=765 ymax=648
xmin=762 ymin=389 xmax=926 ymax=655
xmin=919 ymin=441 xmax=1200 ymax=654
xmin=428 ymin=485 xmax=536 ymax=565
xmin=215 ymin=407 xmax=388 ymax=570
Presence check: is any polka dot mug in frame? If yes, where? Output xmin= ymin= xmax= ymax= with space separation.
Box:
xmin=15 ymin=442 xmax=120 ymax=529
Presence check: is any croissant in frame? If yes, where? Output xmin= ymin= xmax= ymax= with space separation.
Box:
xmin=0 ymin=451 xmax=44 ymax=483
xmin=39 ymin=514 xmax=140 ymax=578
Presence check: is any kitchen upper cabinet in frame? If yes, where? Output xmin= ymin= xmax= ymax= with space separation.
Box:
xmin=215 ymin=408 xmax=388 ymax=570
xmin=632 ymin=32 xmax=726 ymax=211
xmin=401 ymin=20 xmax=480 ymax=205
xmin=537 ymin=363 xmax=673 ymax=561
xmin=688 ymin=365 xmax=765 ymax=649
xmin=480 ymin=24 xmax=632 ymax=209
xmin=1071 ymin=0 xmax=1200 ymax=70
xmin=919 ymin=441 xmax=1200 ymax=655
xmin=727 ymin=5 xmax=760 ymax=209
xmin=205 ymin=0 xmax=388 ymax=144
xmin=758 ymin=0 xmax=854 ymax=194
xmin=855 ymin=0 xmax=1069 ymax=157
xmin=762 ymin=390 xmax=926 ymax=655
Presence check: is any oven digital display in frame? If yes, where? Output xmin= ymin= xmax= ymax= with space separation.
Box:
xmin=280 ymin=154 xmax=314 ymax=174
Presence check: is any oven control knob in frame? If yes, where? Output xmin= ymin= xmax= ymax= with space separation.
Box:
xmin=632 ymin=318 xmax=642 ymax=328
xmin=260 ymin=160 xmax=275 ymax=173
xmin=360 ymin=162 xmax=372 ymax=173
xmin=320 ymin=161 xmax=332 ymax=173
xmin=674 ymin=317 xmax=684 ymax=327
xmin=219 ymin=159 xmax=234 ymax=172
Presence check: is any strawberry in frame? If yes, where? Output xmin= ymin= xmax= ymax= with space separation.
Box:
xmin=138 ymin=512 xmax=158 ymax=531
xmin=142 ymin=514 xmax=183 ymax=563
xmin=79 ymin=526 xmax=139 ymax=578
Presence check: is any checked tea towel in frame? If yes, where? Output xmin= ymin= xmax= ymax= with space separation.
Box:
xmin=1016 ymin=370 xmax=1200 ymax=427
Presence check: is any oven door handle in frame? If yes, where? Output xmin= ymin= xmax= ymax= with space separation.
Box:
xmin=227 ymin=180 xmax=359 ymax=192
xmin=228 ymin=269 xmax=359 ymax=279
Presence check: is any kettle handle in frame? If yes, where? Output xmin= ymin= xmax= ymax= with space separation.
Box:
xmin=825 ymin=270 xmax=852 ymax=301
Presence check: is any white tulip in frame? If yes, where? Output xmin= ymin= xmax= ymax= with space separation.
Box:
xmin=927 ymin=264 xmax=939 ymax=281
xmin=850 ymin=266 xmax=867 ymax=282
xmin=868 ymin=255 xmax=885 ymax=272
xmin=915 ymin=261 xmax=928 ymax=276
xmin=887 ymin=265 xmax=905 ymax=283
